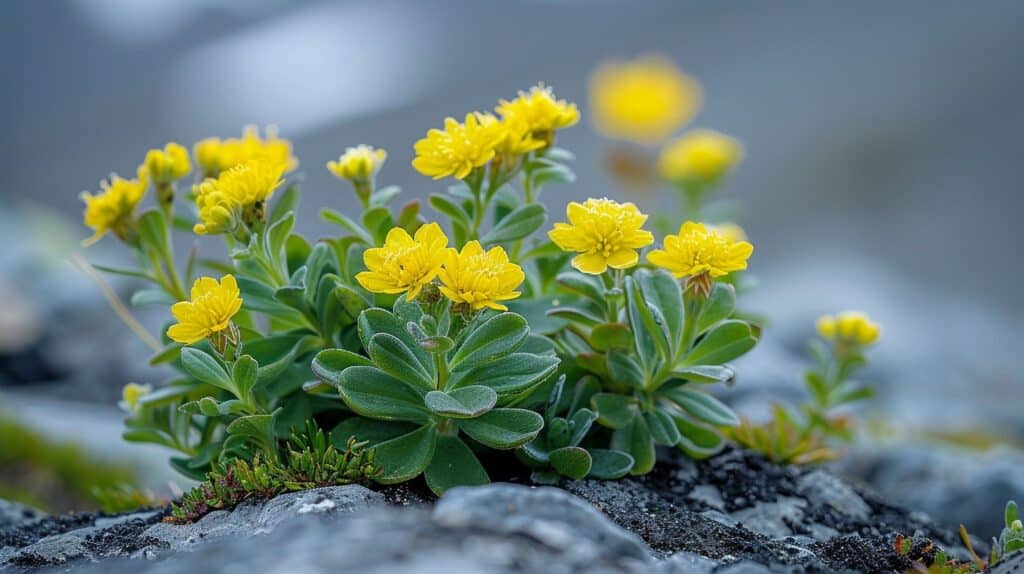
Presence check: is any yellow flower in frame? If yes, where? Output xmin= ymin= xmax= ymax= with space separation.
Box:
xmin=478 ymin=113 xmax=546 ymax=157
xmin=119 ymin=383 xmax=152 ymax=413
xmin=710 ymin=222 xmax=747 ymax=243
xmin=412 ymin=113 xmax=507 ymax=180
xmin=193 ymin=126 xmax=297 ymax=176
xmin=496 ymin=84 xmax=579 ymax=142
xmin=327 ymin=145 xmax=387 ymax=182
xmin=80 ymin=168 xmax=149 ymax=245
xmin=589 ymin=55 xmax=701 ymax=144
xmin=167 ymin=275 xmax=243 ymax=345
xmin=548 ymin=198 xmax=654 ymax=275
xmin=439 ymin=241 xmax=524 ymax=311
xmin=816 ymin=312 xmax=881 ymax=347
xmin=144 ymin=142 xmax=192 ymax=184
xmin=658 ymin=129 xmax=743 ymax=184
xmin=647 ymin=222 xmax=753 ymax=279
xmin=356 ymin=223 xmax=449 ymax=301
xmin=193 ymin=159 xmax=286 ymax=235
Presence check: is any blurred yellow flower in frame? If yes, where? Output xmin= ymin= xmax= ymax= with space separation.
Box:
xmin=658 ymin=129 xmax=743 ymax=184
xmin=548 ymin=198 xmax=654 ymax=275
xmin=647 ymin=221 xmax=753 ymax=279
xmin=412 ymin=114 xmax=506 ymax=180
xmin=589 ymin=55 xmax=701 ymax=144
xmin=327 ymin=145 xmax=387 ymax=182
xmin=816 ymin=312 xmax=881 ymax=347
xmin=439 ymin=241 xmax=524 ymax=311
xmin=496 ymin=84 xmax=579 ymax=143
xmin=144 ymin=142 xmax=192 ymax=184
xmin=80 ymin=168 xmax=149 ymax=245
xmin=193 ymin=126 xmax=297 ymax=176
xmin=119 ymin=383 xmax=152 ymax=413
xmin=356 ymin=223 xmax=449 ymax=301
xmin=167 ymin=275 xmax=243 ymax=345
xmin=710 ymin=222 xmax=747 ymax=243
xmin=193 ymin=159 xmax=286 ymax=235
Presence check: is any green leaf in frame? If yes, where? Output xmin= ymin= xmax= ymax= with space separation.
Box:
xmin=424 ymin=435 xmax=490 ymax=495
xmin=625 ymin=275 xmax=663 ymax=366
xmin=374 ymin=423 xmax=438 ymax=484
xmin=236 ymin=276 xmax=293 ymax=316
xmin=424 ymin=386 xmax=498 ymax=419
xmin=591 ymin=393 xmax=637 ymax=430
xmin=265 ymin=211 xmax=295 ymax=269
xmin=129 ymin=288 xmax=175 ymax=308
xmin=606 ymin=350 xmax=645 ymax=389
xmin=331 ymin=418 xmax=416 ymax=449
xmin=429 ymin=193 xmax=470 ymax=225
xmin=358 ymin=308 xmax=433 ymax=373
xmin=362 ymin=206 xmax=394 ymax=244
xmin=697 ymin=283 xmax=736 ymax=334
xmin=549 ymin=446 xmax=592 ymax=479
xmin=91 ymin=263 xmax=154 ymax=281
xmin=370 ymin=185 xmax=402 ymax=207
xmin=612 ymin=415 xmax=655 ymax=475
xmin=459 ymin=408 xmax=543 ymax=449
xmin=369 ymin=333 xmax=436 ymax=391
xmin=321 ymin=208 xmax=373 ymax=244
xmin=149 ymin=343 xmax=183 ymax=366
xmin=681 ymin=320 xmax=757 ymax=366
xmin=232 ymin=354 xmax=259 ymax=402
xmin=1006 ymin=501 xmax=1020 ymax=527
xmin=672 ymin=365 xmax=735 ymax=384
xmin=180 ymin=348 xmax=234 ymax=392
xmin=556 ymin=272 xmax=605 ymax=304
xmin=531 ymin=163 xmax=576 ymax=186
xmin=481 ymin=204 xmax=546 ymax=244
xmin=419 ymin=336 xmax=455 ymax=353
xmin=589 ymin=323 xmax=634 ymax=351
xmin=547 ymin=307 xmax=602 ymax=328
xmin=587 ymin=449 xmax=634 ymax=480
xmin=568 ymin=408 xmax=597 ymax=446
xmin=338 ymin=366 xmax=430 ymax=423
xmin=225 ymin=412 xmax=278 ymax=457
xmin=662 ymin=387 xmax=739 ymax=426
xmin=448 ymin=353 xmax=559 ymax=403
xmin=137 ymin=209 xmax=171 ymax=260
xmin=637 ymin=268 xmax=685 ymax=347
xmin=674 ymin=414 xmax=725 ymax=458
xmin=315 ymin=343 xmax=376 ymax=384
xmin=448 ymin=312 xmax=529 ymax=371
xmin=645 ymin=407 xmax=682 ymax=446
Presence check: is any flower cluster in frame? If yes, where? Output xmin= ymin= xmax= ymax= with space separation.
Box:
xmin=548 ymin=198 xmax=654 ymax=275
xmin=193 ymin=126 xmax=296 ymax=177
xmin=167 ymin=274 xmax=243 ymax=346
xmin=357 ymin=223 xmax=524 ymax=312
xmin=328 ymin=145 xmax=387 ymax=183
xmin=193 ymin=158 xmax=287 ymax=235
xmin=144 ymin=142 xmax=192 ymax=185
xmin=412 ymin=84 xmax=577 ymax=181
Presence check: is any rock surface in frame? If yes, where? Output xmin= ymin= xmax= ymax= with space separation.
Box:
xmin=0 ymin=449 xmax=972 ymax=573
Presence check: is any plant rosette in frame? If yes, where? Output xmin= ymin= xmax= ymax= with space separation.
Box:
xmin=313 ymin=299 xmax=559 ymax=494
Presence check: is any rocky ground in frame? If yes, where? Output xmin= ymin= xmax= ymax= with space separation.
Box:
xmin=2 ymin=448 xmax=1004 ymax=574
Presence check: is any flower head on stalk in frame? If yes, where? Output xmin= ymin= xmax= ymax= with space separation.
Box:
xmin=80 ymin=167 xmax=149 ymax=246
xmin=496 ymin=84 xmax=579 ymax=146
xmin=647 ymin=221 xmax=753 ymax=296
xmin=439 ymin=241 xmax=524 ymax=311
xmin=193 ymin=126 xmax=296 ymax=177
xmin=816 ymin=311 xmax=881 ymax=348
xmin=548 ymin=198 xmax=654 ymax=275
xmin=193 ymin=158 xmax=286 ymax=235
xmin=412 ymin=114 xmax=506 ymax=180
xmin=658 ymin=129 xmax=743 ymax=185
xmin=167 ymin=275 xmax=243 ymax=351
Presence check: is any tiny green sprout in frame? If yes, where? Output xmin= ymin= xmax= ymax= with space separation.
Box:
xmin=990 ymin=500 xmax=1024 ymax=566
xmin=518 ymin=376 xmax=634 ymax=483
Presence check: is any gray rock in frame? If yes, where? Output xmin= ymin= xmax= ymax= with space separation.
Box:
xmin=730 ymin=498 xmax=806 ymax=539
xmin=2 ymin=511 xmax=158 ymax=567
xmin=656 ymin=551 xmax=720 ymax=573
xmin=0 ymin=501 xmax=46 ymax=531
xmin=797 ymin=470 xmax=871 ymax=521
xmin=836 ymin=443 xmax=1024 ymax=535
xmin=142 ymin=485 xmax=385 ymax=554
xmin=688 ymin=485 xmax=726 ymax=511
xmin=434 ymin=484 xmax=652 ymax=565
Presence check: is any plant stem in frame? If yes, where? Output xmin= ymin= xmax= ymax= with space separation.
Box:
xmin=70 ymin=255 xmax=162 ymax=352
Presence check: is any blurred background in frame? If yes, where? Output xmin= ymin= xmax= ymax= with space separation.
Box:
xmin=1 ymin=0 xmax=1021 ymax=534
